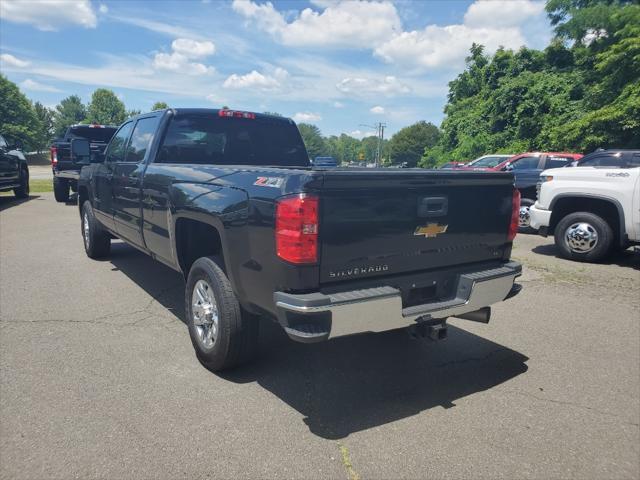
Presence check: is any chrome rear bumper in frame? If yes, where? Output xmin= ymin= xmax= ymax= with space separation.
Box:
xmin=274 ymin=262 xmax=522 ymax=342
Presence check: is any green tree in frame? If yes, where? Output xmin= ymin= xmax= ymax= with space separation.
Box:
xmin=126 ymin=109 xmax=141 ymax=118
xmin=152 ymin=101 xmax=169 ymax=110
xmin=87 ymin=88 xmax=126 ymax=125
xmin=389 ymin=121 xmax=440 ymax=167
xmin=0 ymin=75 xmax=39 ymax=149
xmin=297 ymin=123 xmax=327 ymax=160
xmin=53 ymin=95 xmax=86 ymax=137
xmin=33 ymin=101 xmax=54 ymax=152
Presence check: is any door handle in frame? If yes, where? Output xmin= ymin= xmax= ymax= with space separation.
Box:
xmin=418 ymin=196 xmax=448 ymax=217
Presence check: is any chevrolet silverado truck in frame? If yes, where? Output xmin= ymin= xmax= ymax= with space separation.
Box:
xmin=51 ymin=124 xmax=117 ymax=202
xmin=75 ymin=108 xmax=523 ymax=371
xmin=531 ymin=149 xmax=640 ymax=262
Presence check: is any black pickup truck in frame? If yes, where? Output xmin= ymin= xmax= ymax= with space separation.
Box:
xmin=75 ymin=108 xmax=522 ymax=371
xmin=51 ymin=124 xmax=117 ymax=202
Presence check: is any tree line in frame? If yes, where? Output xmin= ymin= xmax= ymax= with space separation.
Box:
xmin=422 ymin=0 xmax=639 ymax=167
xmin=0 ymin=76 xmax=168 ymax=153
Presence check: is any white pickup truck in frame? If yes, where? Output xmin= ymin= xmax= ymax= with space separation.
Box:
xmin=530 ymin=149 xmax=640 ymax=262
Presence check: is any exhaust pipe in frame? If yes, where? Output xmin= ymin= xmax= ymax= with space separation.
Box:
xmin=455 ymin=307 xmax=491 ymax=324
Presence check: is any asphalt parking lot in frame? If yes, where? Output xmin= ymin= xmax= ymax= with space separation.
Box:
xmin=1 ymin=193 xmax=639 ymax=480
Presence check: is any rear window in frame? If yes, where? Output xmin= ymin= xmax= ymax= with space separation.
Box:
xmin=471 ymin=156 xmax=507 ymax=168
xmin=155 ymin=113 xmax=309 ymax=167
xmin=68 ymin=126 xmax=117 ymax=143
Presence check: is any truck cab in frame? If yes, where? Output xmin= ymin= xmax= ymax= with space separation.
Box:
xmin=530 ymin=149 xmax=640 ymax=262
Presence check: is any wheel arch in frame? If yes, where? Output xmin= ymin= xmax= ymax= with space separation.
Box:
xmin=549 ymin=194 xmax=625 ymax=246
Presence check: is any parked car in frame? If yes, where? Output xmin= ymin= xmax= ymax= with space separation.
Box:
xmin=465 ymin=154 xmax=513 ymax=169
xmin=0 ymin=134 xmax=29 ymax=199
xmin=51 ymin=124 xmax=117 ymax=202
xmin=75 ymin=108 xmax=523 ymax=371
xmin=313 ymin=156 xmax=338 ymax=168
xmin=530 ymin=149 xmax=640 ymax=262
xmin=468 ymin=152 xmax=583 ymax=232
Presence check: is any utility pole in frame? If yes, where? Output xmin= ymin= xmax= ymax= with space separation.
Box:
xmin=360 ymin=122 xmax=386 ymax=167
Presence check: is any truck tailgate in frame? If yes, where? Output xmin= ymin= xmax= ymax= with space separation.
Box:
xmin=318 ymin=170 xmax=514 ymax=284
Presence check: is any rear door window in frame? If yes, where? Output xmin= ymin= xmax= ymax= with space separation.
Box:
xmin=156 ymin=113 xmax=308 ymax=166
xmin=545 ymin=156 xmax=575 ymax=168
xmin=578 ymin=154 xmax=624 ymax=167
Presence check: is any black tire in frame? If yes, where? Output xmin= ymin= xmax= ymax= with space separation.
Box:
xmin=554 ymin=211 xmax=613 ymax=262
xmin=53 ymin=177 xmax=70 ymax=203
xmin=518 ymin=198 xmax=535 ymax=234
xmin=13 ymin=167 xmax=29 ymax=199
xmin=185 ymin=256 xmax=259 ymax=371
xmin=81 ymin=201 xmax=111 ymax=258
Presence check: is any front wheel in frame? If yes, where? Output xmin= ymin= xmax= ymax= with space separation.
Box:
xmin=53 ymin=177 xmax=70 ymax=203
xmin=13 ymin=168 xmax=29 ymax=199
xmin=186 ymin=256 xmax=258 ymax=371
xmin=554 ymin=211 xmax=613 ymax=262
xmin=81 ymin=201 xmax=111 ymax=258
xmin=518 ymin=198 xmax=535 ymax=233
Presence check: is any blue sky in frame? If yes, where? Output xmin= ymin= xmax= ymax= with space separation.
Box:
xmin=0 ymin=0 xmax=552 ymax=137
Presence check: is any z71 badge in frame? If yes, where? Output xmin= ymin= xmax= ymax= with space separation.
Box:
xmin=414 ymin=223 xmax=448 ymax=238
xmin=254 ymin=177 xmax=284 ymax=188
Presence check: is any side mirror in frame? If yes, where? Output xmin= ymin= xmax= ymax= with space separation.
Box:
xmin=71 ymin=138 xmax=91 ymax=164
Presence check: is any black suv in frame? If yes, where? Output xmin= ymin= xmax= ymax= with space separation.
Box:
xmin=0 ymin=134 xmax=29 ymax=198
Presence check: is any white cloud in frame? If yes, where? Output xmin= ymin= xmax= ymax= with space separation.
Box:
xmin=232 ymin=0 xmax=401 ymax=48
xmin=375 ymin=0 xmax=546 ymax=70
xmin=348 ymin=129 xmax=371 ymax=139
xmin=99 ymin=4 xmax=108 ymax=14
xmin=336 ymin=76 xmax=410 ymax=96
xmin=153 ymin=38 xmax=215 ymax=75
xmin=223 ymin=68 xmax=288 ymax=90
xmin=0 ymin=53 xmax=30 ymax=68
xmin=293 ymin=112 xmax=322 ymax=123
xmin=171 ymin=38 xmax=215 ymax=58
xmin=464 ymin=0 xmax=545 ymax=28
xmin=333 ymin=101 xmax=344 ymax=108
xmin=0 ymin=0 xmax=97 ymax=31
xmin=370 ymin=105 xmax=385 ymax=115
xmin=19 ymin=78 xmax=61 ymax=92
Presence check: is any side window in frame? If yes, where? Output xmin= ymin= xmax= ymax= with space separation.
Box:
xmin=511 ymin=156 xmax=540 ymax=170
xmin=125 ymin=116 xmax=160 ymax=163
xmin=546 ymin=156 xmax=574 ymax=169
xmin=578 ymin=154 xmax=623 ymax=167
xmin=628 ymin=154 xmax=640 ymax=168
xmin=105 ymin=122 xmax=133 ymax=163
xmin=0 ymin=135 xmax=6 ymax=148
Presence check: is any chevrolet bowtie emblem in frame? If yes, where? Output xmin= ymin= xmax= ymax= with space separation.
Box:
xmin=414 ymin=223 xmax=448 ymax=238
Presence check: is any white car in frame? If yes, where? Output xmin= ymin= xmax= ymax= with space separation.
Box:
xmin=530 ymin=150 xmax=640 ymax=262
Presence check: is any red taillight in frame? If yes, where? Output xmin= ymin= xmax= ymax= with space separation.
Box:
xmin=508 ymin=188 xmax=521 ymax=242
xmin=275 ymin=194 xmax=319 ymax=264
xmin=218 ymin=109 xmax=256 ymax=119
xmin=50 ymin=146 xmax=58 ymax=166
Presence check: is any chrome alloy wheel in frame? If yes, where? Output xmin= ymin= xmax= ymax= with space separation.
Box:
xmin=565 ymin=222 xmax=598 ymax=253
xmin=518 ymin=205 xmax=531 ymax=228
xmin=191 ymin=279 xmax=219 ymax=349
xmin=83 ymin=212 xmax=90 ymax=250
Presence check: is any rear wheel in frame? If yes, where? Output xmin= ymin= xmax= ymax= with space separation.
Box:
xmin=81 ymin=201 xmax=111 ymax=258
xmin=518 ymin=198 xmax=535 ymax=233
xmin=186 ymin=256 xmax=258 ymax=371
xmin=53 ymin=177 xmax=70 ymax=203
xmin=13 ymin=167 xmax=29 ymax=199
xmin=554 ymin=211 xmax=613 ymax=262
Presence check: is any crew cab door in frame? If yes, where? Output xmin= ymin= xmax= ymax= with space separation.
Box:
xmin=112 ymin=115 xmax=160 ymax=248
xmin=507 ymin=155 xmax=543 ymax=199
xmin=93 ymin=121 xmax=133 ymax=232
